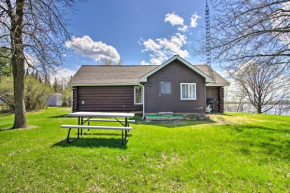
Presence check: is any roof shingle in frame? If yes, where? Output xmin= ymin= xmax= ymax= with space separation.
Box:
xmin=69 ymin=64 xmax=229 ymax=86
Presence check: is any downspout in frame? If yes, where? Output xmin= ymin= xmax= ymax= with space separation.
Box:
xmin=71 ymin=86 xmax=73 ymax=112
xmin=138 ymin=84 xmax=146 ymax=120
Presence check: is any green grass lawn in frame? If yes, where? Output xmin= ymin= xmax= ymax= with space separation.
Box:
xmin=0 ymin=108 xmax=289 ymax=192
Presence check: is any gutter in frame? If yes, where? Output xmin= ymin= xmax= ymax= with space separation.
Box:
xmin=138 ymin=84 xmax=146 ymax=120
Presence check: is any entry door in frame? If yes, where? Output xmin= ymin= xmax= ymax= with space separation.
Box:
xmin=158 ymin=80 xmax=174 ymax=112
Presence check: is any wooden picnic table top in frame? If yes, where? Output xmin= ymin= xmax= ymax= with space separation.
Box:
xmin=66 ymin=112 xmax=135 ymax=118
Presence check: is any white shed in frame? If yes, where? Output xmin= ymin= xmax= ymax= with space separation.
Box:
xmin=47 ymin=93 xmax=63 ymax=107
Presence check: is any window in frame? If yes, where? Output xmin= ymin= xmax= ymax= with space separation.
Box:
xmin=160 ymin=81 xmax=171 ymax=94
xmin=134 ymin=86 xmax=143 ymax=105
xmin=180 ymin=83 xmax=196 ymax=100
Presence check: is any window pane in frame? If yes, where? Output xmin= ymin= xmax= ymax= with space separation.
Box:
xmin=185 ymin=84 xmax=188 ymax=98
xmin=161 ymin=82 xmax=171 ymax=94
xmin=135 ymin=86 xmax=142 ymax=104
xmin=188 ymin=84 xmax=192 ymax=98
xmin=192 ymin=84 xmax=196 ymax=98
xmin=181 ymin=83 xmax=196 ymax=99
xmin=182 ymin=84 xmax=186 ymax=98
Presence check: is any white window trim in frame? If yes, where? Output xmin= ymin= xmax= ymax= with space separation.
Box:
xmin=134 ymin=86 xmax=143 ymax=105
xmin=180 ymin=83 xmax=197 ymax=100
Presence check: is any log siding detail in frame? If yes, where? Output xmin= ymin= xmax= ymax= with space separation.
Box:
xmin=72 ymin=86 xmax=142 ymax=112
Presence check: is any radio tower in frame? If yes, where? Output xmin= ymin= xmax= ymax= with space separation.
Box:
xmin=205 ymin=0 xmax=215 ymax=83
xmin=205 ymin=0 xmax=211 ymax=66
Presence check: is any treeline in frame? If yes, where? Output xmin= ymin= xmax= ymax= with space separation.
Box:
xmin=0 ymin=59 xmax=71 ymax=112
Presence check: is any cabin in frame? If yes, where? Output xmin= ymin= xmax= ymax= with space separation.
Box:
xmin=69 ymin=55 xmax=230 ymax=118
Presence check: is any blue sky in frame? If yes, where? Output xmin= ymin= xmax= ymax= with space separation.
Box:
xmin=61 ymin=0 xmax=211 ymax=77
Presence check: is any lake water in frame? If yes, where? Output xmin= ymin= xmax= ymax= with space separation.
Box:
xmin=225 ymin=104 xmax=290 ymax=116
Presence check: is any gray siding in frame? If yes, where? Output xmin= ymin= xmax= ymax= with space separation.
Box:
xmin=144 ymin=60 xmax=206 ymax=113
xmin=73 ymin=86 xmax=142 ymax=112
xmin=47 ymin=93 xmax=63 ymax=107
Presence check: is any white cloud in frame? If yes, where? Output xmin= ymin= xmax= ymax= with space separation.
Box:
xmin=141 ymin=60 xmax=150 ymax=65
xmin=177 ymin=25 xmax=188 ymax=32
xmin=190 ymin=13 xmax=201 ymax=28
xmin=55 ymin=68 xmax=76 ymax=78
xmin=165 ymin=13 xmax=184 ymax=26
xmin=141 ymin=33 xmax=189 ymax=65
xmin=137 ymin=38 xmax=143 ymax=45
xmin=65 ymin=36 xmax=120 ymax=63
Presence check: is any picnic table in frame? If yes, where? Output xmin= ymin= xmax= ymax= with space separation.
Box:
xmin=61 ymin=112 xmax=135 ymax=145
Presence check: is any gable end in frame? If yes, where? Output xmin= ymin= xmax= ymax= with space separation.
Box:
xmin=139 ymin=55 xmax=214 ymax=83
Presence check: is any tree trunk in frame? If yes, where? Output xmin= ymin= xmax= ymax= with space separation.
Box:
xmin=257 ymin=104 xmax=262 ymax=114
xmin=11 ymin=0 xmax=27 ymax=128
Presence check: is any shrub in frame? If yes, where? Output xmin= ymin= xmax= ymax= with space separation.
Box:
xmin=62 ymin=101 xmax=68 ymax=107
xmin=0 ymin=75 xmax=53 ymax=112
xmin=25 ymin=76 xmax=53 ymax=111
xmin=62 ymin=88 xmax=71 ymax=106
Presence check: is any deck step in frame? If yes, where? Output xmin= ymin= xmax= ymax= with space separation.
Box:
xmin=146 ymin=115 xmax=184 ymax=121
xmin=157 ymin=112 xmax=174 ymax=116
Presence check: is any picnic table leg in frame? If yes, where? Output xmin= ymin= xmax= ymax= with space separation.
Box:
xmin=66 ymin=116 xmax=80 ymax=143
xmin=125 ymin=118 xmax=130 ymax=134
xmin=121 ymin=118 xmax=129 ymax=145
xmin=67 ymin=127 xmax=80 ymax=143
xmin=87 ymin=117 xmax=90 ymax=132
xmin=122 ymin=130 xmax=128 ymax=145
xmin=81 ymin=116 xmax=83 ymax=135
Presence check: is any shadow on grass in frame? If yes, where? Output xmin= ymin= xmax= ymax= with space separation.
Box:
xmin=0 ymin=125 xmax=37 ymax=131
xmin=52 ymin=135 xmax=128 ymax=149
xmin=232 ymin=125 xmax=290 ymax=134
xmin=47 ymin=114 xmax=68 ymax=118
xmin=217 ymin=113 xmax=234 ymax=116
xmin=86 ymin=133 xmax=122 ymax=136
xmin=136 ymin=119 xmax=216 ymax=128
xmin=0 ymin=125 xmax=13 ymax=131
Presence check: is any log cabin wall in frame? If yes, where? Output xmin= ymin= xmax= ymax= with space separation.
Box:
xmin=72 ymin=86 xmax=142 ymax=112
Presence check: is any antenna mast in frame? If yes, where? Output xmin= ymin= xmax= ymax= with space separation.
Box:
xmin=205 ymin=0 xmax=216 ymax=83
xmin=205 ymin=0 xmax=211 ymax=66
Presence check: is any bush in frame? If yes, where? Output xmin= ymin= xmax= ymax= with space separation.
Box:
xmin=0 ymin=75 xmax=53 ymax=112
xmin=25 ymin=76 xmax=53 ymax=111
xmin=62 ymin=88 xmax=71 ymax=106
xmin=62 ymin=101 xmax=68 ymax=107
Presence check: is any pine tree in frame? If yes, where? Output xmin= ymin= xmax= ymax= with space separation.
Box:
xmin=25 ymin=68 xmax=29 ymax=76
xmin=53 ymin=77 xmax=58 ymax=93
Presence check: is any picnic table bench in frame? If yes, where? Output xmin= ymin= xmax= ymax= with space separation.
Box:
xmin=61 ymin=112 xmax=135 ymax=145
